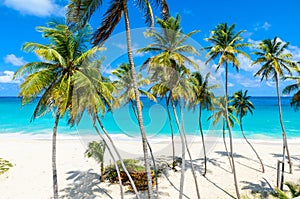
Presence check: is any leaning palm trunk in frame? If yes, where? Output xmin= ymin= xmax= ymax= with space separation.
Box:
xmin=198 ymin=105 xmax=207 ymax=176
xmin=123 ymin=3 xmax=154 ymax=197
xmin=171 ymin=100 xmax=186 ymax=199
xmin=240 ymin=116 xmax=264 ymax=173
xmin=225 ymin=62 xmax=241 ymax=199
xmin=93 ymin=124 xmax=124 ymax=199
xmin=275 ymin=75 xmax=292 ymax=175
xmin=180 ymin=103 xmax=201 ymax=199
xmin=166 ymin=96 xmax=176 ymax=169
xmin=222 ymin=118 xmax=233 ymax=172
xmin=96 ymin=116 xmax=140 ymax=199
xmin=131 ymin=102 xmax=159 ymax=194
xmin=52 ymin=113 xmax=60 ymax=199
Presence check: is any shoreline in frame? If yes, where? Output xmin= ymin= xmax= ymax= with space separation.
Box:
xmin=0 ymin=132 xmax=299 ymax=144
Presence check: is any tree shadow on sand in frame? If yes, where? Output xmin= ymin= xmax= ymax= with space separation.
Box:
xmin=216 ymin=151 xmax=277 ymax=171
xmin=271 ymin=153 xmax=300 ymax=171
xmin=60 ymin=169 xmax=113 ymax=199
xmin=241 ymin=178 xmax=276 ymax=197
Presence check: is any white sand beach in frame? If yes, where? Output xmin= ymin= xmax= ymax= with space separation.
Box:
xmin=0 ymin=134 xmax=299 ymax=199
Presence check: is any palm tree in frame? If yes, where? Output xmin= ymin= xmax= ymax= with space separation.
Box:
xmin=208 ymin=96 xmax=238 ymax=171
xmin=204 ymin=23 xmax=250 ymax=199
xmin=139 ymin=14 xmax=199 ymax=172
xmin=111 ymin=63 xmax=159 ymax=193
xmin=67 ymin=2 xmax=169 ymax=196
xmin=69 ymin=59 xmax=140 ymax=199
xmin=231 ymin=90 xmax=265 ymax=173
xmin=14 ymin=22 xmax=100 ymax=199
xmin=112 ymin=63 xmax=156 ymax=116
xmin=252 ymin=36 xmax=297 ymax=175
xmin=139 ymin=15 xmax=201 ymax=199
xmin=283 ymin=68 xmax=300 ymax=110
xmin=85 ymin=140 xmax=106 ymax=181
xmin=188 ymin=72 xmax=217 ymax=176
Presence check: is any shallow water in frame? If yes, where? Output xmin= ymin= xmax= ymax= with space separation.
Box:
xmin=0 ymin=96 xmax=299 ymax=140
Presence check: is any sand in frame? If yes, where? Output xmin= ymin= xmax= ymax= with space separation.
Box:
xmin=0 ymin=134 xmax=299 ymax=199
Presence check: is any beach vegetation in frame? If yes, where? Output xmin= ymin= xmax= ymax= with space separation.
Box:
xmin=252 ymin=36 xmax=297 ymax=176
xmin=188 ymin=72 xmax=217 ymax=176
xmin=0 ymin=158 xmax=13 ymax=175
xmin=85 ymin=140 xmax=106 ymax=182
xmin=14 ymin=21 xmax=101 ymax=199
xmin=231 ymin=90 xmax=265 ymax=173
xmin=103 ymin=159 xmax=157 ymax=191
xmin=283 ymin=67 xmax=300 ymax=111
xmin=66 ymin=1 xmax=170 ymax=197
xmin=204 ymin=22 xmax=251 ymax=199
xmin=208 ymin=96 xmax=238 ymax=171
xmin=139 ymin=14 xmax=201 ymax=199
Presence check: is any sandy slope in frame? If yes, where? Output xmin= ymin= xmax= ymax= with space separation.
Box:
xmin=0 ymin=134 xmax=299 ymax=199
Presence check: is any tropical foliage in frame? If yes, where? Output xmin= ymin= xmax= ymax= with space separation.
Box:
xmin=85 ymin=140 xmax=106 ymax=182
xmin=0 ymin=158 xmax=13 ymax=175
xmin=252 ymin=36 xmax=297 ymax=176
xmin=283 ymin=68 xmax=300 ymax=110
xmin=10 ymin=1 xmax=300 ymax=198
xmin=14 ymin=22 xmax=102 ymax=199
xmin=189 ymin=72 xmax=217 ymax=176
xmin=231 ymin=90 xmax=265 ymax=173
xmin=103 ymin=159 xmax=156 ymax=191
xmin=205 ymin=23 xmax=250 ymax=199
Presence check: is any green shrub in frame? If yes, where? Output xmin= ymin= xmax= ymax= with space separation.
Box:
xmin=0 ymin=158 xmax=13 ymax=175
xmin=103 ymin=159 xmax=156 ymax=191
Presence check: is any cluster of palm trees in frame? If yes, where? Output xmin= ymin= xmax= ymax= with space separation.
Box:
xmin=14 ymin=1 xmax=300 ymax=199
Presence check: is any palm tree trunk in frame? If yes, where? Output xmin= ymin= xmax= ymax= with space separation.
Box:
xmin=275 ymin=74 xmax=292 ymax=174
xmin=100 ymin=161 xmax=104 ymax=182
xmin=123 ymin=3 xmax=154 ymax=197
xmin=131 ymin=101 xmax=158 ymax=194
xmin=166 ymin=96 xmax=176 ymax=169
xmin=240 ymin=116 xmax=264 ymax=173
xmin=222 ymin=118 xmax=232 ymax=171
xmin=96 ymin=116 xmax=140 ymax=198
xmin=225 ymin=62 xmax=240 ymax=199
xmin=171 ymin=100 xmax=186 ymax=199
xmin=180 ymin=102 xmax=201 ymax=199
xmin=145 ymin=0 xmax=154 ymax=28
xmin=93 ymin=124 xmax=124 ymax=199
xmin=198 ymin=104 xmax=207 ymax=176
xmin=52 ymin=113 xmax=60 ymax=199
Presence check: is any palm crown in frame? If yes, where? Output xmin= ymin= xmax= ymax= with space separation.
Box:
xmin=253 ymin=36 xmax=297 ymax=81
xmin=205 ymin=23 xmax=250 ymax=71
xmin=231 ymin=90 xmax=255 ymax=119
xmin=14 ymin=22 xmax=101 ymax=120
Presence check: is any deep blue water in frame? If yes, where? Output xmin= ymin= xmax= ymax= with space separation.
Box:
xmin=0 ymin=96 xmax=299 ymax=139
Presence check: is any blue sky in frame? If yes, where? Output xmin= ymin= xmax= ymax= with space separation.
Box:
xmin=1 ymin=0 xmax=300 ymax=96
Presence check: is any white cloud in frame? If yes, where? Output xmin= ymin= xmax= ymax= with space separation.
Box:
xmin=0 ymin=71 xmax=19 ymax=83
xmin=266 ymin=81 xmax=275 ymax=88
xmin=249 ymin=37 xmax=300 ymax=61
xmin=4 ymin=54 xmax=26 ymax=66
xmin=285 ymin=44 xmax=300 ymax=60
xmin=188 ymin=56 xmax=224 ymax=85
xmin=3 ymin=0 xmax=65 ymax=17
xmin=228 ymin=82 xmax=234 ymax=87
xmin=254 ymin=22 xmax=271 ymax=31
xmin=262 ymin=22 xmax=271 ymax=30
xmin=248 ymin=38 xmax=261 ymax=48
xmin=237 ymin=54 xmax=260 ymax=73
xmin=229 ymin=73 xmax=261 ymax=88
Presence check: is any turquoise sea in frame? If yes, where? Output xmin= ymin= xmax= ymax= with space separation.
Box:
xmin=0 ymin=97 xmax=299 ymax=140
